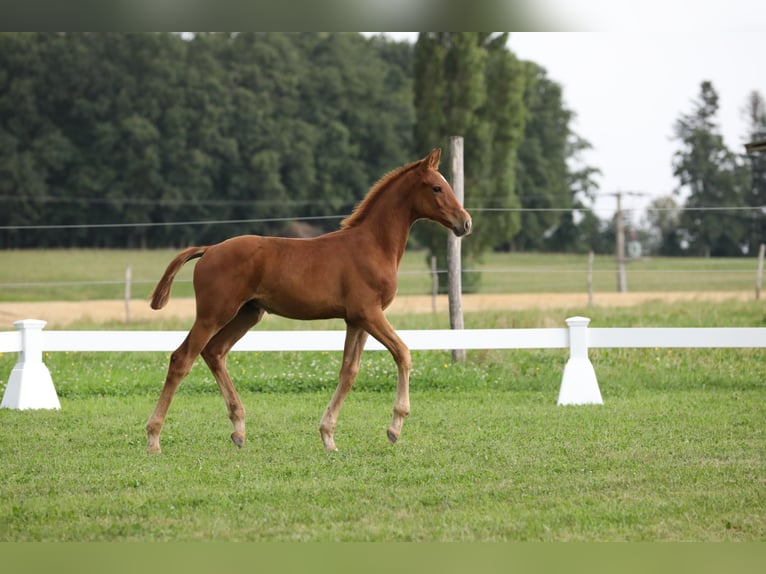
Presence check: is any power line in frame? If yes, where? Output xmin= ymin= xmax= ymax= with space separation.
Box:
xmin=0 ymin=214 xmax=344 ymax=231
xmin=0 ymin=192 xmax=615 ymax=206
xmin=4 ymin=190 xmax=763 ymax=214
xmin=0 ymin=206 xmax=763 ymax=232
xmin=0 ymin=194 xmax=338 ymax=208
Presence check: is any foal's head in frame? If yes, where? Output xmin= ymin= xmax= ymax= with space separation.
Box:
xmin=412 ymin=148 xmax=473 ymax=237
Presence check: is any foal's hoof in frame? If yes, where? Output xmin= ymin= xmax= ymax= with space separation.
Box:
xmin=319 ymin=428 xmax=338 ymax=451
xmin=230 ymin=432 xmax=245 ymax=448
xmin=147 ymin=445 xmax=161 ymax=454
xmin=386 ymin=429 xmax=399 ymax=444
xmin=322 ymin=437 xmax=338 ymax=452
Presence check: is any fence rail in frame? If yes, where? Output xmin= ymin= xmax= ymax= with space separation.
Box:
xmin=3 ymin=318 xmax=766 ymax=411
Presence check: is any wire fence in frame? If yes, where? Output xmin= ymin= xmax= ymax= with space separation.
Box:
xmin=1 ymin=259 xmax=762 ymax=298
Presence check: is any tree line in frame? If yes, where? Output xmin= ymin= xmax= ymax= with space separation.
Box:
xmin=0 ymin=32 xmax=592 ymax=257
xmin=1 ymin=33 xmax=763 ymax=259
xmin=0 ymin=33 xmax=417 ymax=248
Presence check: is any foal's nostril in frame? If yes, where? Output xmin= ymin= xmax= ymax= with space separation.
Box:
xmin=464 ymin=218 xmax=473 ymax=235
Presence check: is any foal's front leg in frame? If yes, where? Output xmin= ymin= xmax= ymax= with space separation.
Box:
xmin=319 ymin=323 xmax=368 ymax=451
xmin=360 ymin=312 xmax=412 ymax=444
xmin=385 ymin=342 xmax=411 ymax=444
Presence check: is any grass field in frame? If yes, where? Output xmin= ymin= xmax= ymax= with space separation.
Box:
xmin=1 ymin=299 xmax=765 ymax=541
xmin=0 ymin=248 xmax=762 ymax=301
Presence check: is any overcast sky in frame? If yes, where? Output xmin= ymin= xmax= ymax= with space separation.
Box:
xmin=377 ymin=5 xmax=765 ymax=221
xmin=508 ymin=30 xmax=766 ymax=220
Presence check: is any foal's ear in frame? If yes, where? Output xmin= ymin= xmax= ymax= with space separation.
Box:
xmin=424 ymin=148 xmax=441 ymax=170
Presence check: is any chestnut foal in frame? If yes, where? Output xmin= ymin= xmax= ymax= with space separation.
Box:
xmin=146 ymin=149 xmax=472 ymax=453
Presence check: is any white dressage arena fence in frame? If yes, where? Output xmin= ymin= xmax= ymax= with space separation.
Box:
xmin=2 ymin=317 xmax=765 ymax=410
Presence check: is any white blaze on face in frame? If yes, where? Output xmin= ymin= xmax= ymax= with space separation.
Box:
xmin=436 ymin=172 xmax=449 ymax=186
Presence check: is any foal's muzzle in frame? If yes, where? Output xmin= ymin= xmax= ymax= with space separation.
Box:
xmin=453 ymin=216 xmax=473 ymax=237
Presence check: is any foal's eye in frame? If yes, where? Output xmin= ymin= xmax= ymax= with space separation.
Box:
xmin=432 ymin=185 xmax=442 ymax=193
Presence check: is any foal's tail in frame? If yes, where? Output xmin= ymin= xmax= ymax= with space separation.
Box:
xmin=150 ymin=246 xmax=208 ymax=310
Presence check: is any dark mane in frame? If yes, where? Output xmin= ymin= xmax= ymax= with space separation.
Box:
xmin=341 ymin=158 xmax=422 ymax=229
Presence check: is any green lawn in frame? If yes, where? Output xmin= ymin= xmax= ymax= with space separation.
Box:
xmin=1 ymin=388 xmax=763 ymax=541
xmin=1 ymin=301 xmax=764 ymax=541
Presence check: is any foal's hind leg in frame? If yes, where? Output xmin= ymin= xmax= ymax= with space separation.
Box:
xmin=146 ymin=322 xmax=218 ymax=453
xmin=201 ymin=303 xmax=265 ymax=449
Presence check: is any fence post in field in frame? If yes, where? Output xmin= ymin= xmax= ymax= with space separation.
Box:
xmin=430 ymin=255 xmax=438 ymax=313
xmin=448 ymin=135 xmax=465 ymax=362
xmin=587 ymin=251 xmax=594 ymax=308
xmin=0 ymin=319 xmax=60 ymax=410
xmin=756 ymin=244 xmax=765 ymax=300
xmin=125 ymin=265 xmax=132 ymax=323
xmin=557 ymin=316 xmax=603 ymax=406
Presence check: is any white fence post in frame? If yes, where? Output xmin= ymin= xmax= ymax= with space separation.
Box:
xmin=0 ymin=319 xmax=60 ymax=410
xmin=558 ymin=316 xmax=603 ymax=406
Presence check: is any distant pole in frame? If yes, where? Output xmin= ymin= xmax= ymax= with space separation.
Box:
xmin=615 ymin=192 xmax=627 ymax=293
xmin=124 ymin=265 xmax=132 ymax=323
xmin=587 ymin=251 xmax=594 ymax=308
xmin=448 ymin=136 xmax=465 ymax=362
xmin=609 ymin=190 xmax=645 ymax=293
xmin=756 ymin=243 xmax=765 ymax=300
xmin=430 ymin=255 xmax=438 ymax=313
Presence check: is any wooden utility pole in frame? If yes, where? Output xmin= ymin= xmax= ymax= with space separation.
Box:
xmin=587 ymin=251 xmax=594 ymax=308
xmin=124 ymin=265 xmax=132 ymax=323
xmin=608 ymin=191 xmax=644 ymax=293
xmin=615 ymin=192 xmax=627 ymax=293
xmin=756 ymin=243 xmax=765 ymax=300
xmin=746 ymin=140 xmax=765 ymax=300
xmin=430 ymin=255 xmax=438 ymax=313
xmin=447 ymin=136 xmax=465 ymax=362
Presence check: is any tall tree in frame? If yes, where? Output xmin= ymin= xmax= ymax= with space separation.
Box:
xmin=476 ymin=33 xmax=526 ymax=250
xmin=512 ymin=62 xmax=588 ymax=252
xmin=543 ymin=131 xmax=601 ymax=254
xmin=742 ymin=90 xmax=766 ymax=253
xmin=644 ymin=195 xmax=685 ymax=255
xmin=672 ymin=81 xmax=749 ymax=256
xmin=413 ymin=32 xmax=526 ymax=290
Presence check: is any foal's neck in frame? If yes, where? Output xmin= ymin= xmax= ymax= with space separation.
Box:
xmin=352 ymin=178 xmax=416 ymax=268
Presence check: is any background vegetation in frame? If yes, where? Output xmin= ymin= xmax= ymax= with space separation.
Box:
xmin=0 ymin=33 xmax=416 ymax=248
xmin=4 ymin=33 xmax=762 ymax=259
